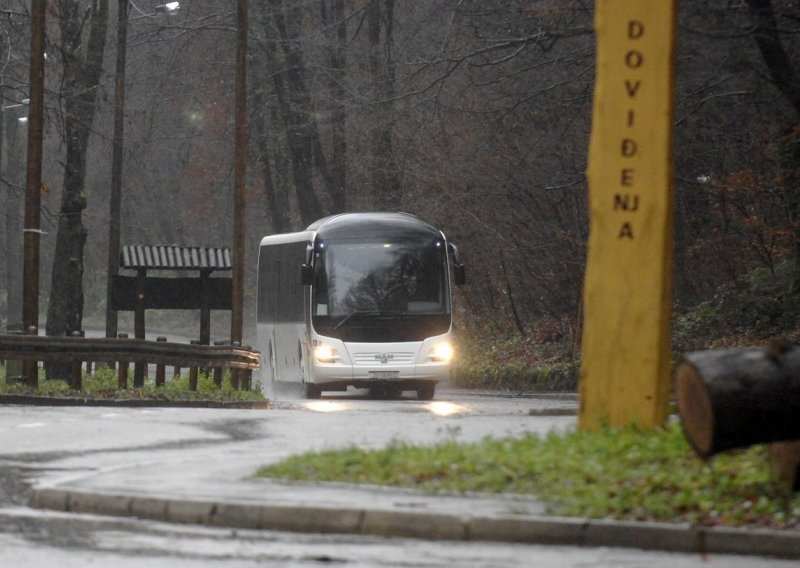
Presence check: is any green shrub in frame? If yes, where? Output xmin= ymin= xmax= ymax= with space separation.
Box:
xmin=0 ymin=365 xmax=265 ymax=402
xmin=673 ymin=261 xmax=800 ymax=352
xmin=452 ymin=359 xmax=578 ymax=392
xmin=451 ymin=326 xmax=579 ymax=392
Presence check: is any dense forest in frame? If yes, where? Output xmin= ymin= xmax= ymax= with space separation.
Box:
xmin=1 ymin=1 xmax=798 ymax=368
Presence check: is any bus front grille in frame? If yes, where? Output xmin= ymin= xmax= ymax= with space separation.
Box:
xmin=352 ymin=352 xmax=415 ymax=365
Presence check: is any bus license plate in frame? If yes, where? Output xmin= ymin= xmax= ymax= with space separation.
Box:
xmin=369 ymin=371 xmax=399 ymax=379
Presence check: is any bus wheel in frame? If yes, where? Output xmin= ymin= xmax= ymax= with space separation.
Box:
xmin=416 ymin=383 xmax=435 ymax=400
xmin=303 ymin=382 xmax=321 ymax=399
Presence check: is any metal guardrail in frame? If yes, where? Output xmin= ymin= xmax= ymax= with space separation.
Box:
xmin=0 ymin=333 xmax=261 ymax=392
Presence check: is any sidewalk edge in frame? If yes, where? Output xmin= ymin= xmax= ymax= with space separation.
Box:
xmin=29 ymin=485 xmax=800 ymax=559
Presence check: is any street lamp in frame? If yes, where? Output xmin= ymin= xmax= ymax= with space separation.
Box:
xmin=2 ymin=98 xmax=30 ymax=109
xmin=1 ymin=98 xmax=29 ymax=123
xmin=130 ymin=1 xmax=180 ymax=19
xmin=156 ymin=2 xmax=180 ymax=13
xmin=105 ymin=1 xmax=179 ymax=343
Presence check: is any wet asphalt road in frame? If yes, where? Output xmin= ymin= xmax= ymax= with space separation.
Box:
xmin=0 ymin=388 xmax=795 ymax=567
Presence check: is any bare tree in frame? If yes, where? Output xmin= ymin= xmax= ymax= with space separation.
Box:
xmin=365 ymin=0 xmax=401 ymax=210
xmin=22 ymin=0 xmax=800 ymax=353
xmin=746 ymin=0 xmax=800 ymax=290
xmin=46 ymin=0 xmax=108 ymax=371
xmin=321 ymin=0 xmax=348 ymax=211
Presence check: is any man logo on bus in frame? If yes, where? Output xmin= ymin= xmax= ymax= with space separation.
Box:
xmin=375 ymin=354 xmax=394 ymax=364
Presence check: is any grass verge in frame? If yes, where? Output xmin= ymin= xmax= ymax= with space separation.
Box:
xmin=257 ymin=422 xmax=800 ymax=529
xmin=0 ymin=366 xmax=265 ymax=403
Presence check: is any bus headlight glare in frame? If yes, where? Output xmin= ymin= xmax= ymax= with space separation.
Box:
xmin=314 ymin=344 xmax=338 ymax=363
xmin=428 ymin=342 xmax=453 ymax=362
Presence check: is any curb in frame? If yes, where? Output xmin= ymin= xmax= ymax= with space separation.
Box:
xmin=441 ymin=389 xmax=579 ymax=401
xmin=0 ymin=394 xmax=269 ymax=409
xmin=526 ymin=408 xmax=577 ymax=416
xmin=29 ymin=486 xmax=800 ymax=559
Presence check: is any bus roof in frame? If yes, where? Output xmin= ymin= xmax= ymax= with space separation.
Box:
xmin=307 ymin=212 xmax=443 ymax=242
xmin=259 ymin=213 xmax=445 ymax=249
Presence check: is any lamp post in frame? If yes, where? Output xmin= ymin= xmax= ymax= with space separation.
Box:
xmin=104 ymin=0 xmax=129 ymax=342
xmin=105 ymin=2 xmax=179 ymax=342
xmin=1 ymin=97 xmax=29 ymax=335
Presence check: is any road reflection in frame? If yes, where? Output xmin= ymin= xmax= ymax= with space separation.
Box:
xmin=299 ymin=398 xmax=470 ymax=416
xmin=424 ymin=401 xmax=467 ymax=416
xmin=303 ymin=400 xmax=352 ymax=412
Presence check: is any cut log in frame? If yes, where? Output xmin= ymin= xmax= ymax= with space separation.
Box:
xmin=674 ymin=345 xmax=800 ymax=458
xmin=769 ymin=441 xmax=800 ymax=491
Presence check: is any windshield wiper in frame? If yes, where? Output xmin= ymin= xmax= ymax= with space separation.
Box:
xmin=334 ymin=310 xmax=380 ymax=329
xmin=334 ymin=310 xmax=404 ymax=329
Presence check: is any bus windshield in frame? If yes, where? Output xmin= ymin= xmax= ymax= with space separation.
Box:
xmin=312 ymin=238 xmax=450 ymax=342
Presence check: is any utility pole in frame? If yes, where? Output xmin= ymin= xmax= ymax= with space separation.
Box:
xmin=231 ymin=0 xmax=248 ymax=354
xmin=22 ymin=0 xmax=46 ymax=388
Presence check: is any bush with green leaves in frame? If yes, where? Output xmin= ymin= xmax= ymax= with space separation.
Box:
xmin=451 ymin=328 xmax=579 ymax=392
xmin=673 ymin=261 xmax=799 ymax=352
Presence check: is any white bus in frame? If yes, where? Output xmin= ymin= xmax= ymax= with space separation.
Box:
xmin=256 ymin=212 xmax=465 ymax=400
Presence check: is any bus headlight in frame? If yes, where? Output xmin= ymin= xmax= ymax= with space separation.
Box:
xmin=314 ymin=344 xmax=339 ymax=363
xmin=428 ymin=342 xmax=453 ymax=362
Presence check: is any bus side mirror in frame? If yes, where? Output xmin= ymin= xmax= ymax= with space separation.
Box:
xmin=300 ymin=264 xmax=313 ymax=285
xmin=447 ymin=242 xmax=466 ymax=285
xmin=301 ymin=242 xmax=315 ymax=285
xmin=454 ymin=264 xmax=466 ymax=286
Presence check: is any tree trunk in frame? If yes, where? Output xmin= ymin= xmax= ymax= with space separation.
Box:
xmin=252 ymin=79 xmax=291 ymax=234
xmin=769 ymin=441 xmax=800 ymax=491
xmin=252 ymin=1 xmax=292 ymax=232
xmin=321 ymin=0 xmax=347 ymax=212
xmin=499 ymin=246 xmax=525 ymax=336
xmin=266 ymin=0 xmax=323 ymax=226
xmin=367 ymin=0 xmax=401 ymax=211
xmin=746 ymin=0 xmax=800 ymax=290
xmin=0 ymin=82 xmax=5 ymax=321
xmin=747 ymin=0 xmax=800 ymax=115
xmin=46 ymin=0 xmax=108 ymax=378
xmin=778 ymin=126 xmax=800 ymax=292
xmin=675 ymin=346 xmax=800 ymax=458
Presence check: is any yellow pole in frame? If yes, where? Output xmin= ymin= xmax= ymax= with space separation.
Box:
xmin=579 ymin=0 xmax=678 ymax=429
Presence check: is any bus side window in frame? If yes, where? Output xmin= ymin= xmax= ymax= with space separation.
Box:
xmin=258 ymin=246 xmax=280 ymax=323
xmin=270 ymin=259 xmax=280 ymax=321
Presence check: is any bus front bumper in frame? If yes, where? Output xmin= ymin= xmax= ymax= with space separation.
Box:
xmin=311 ymin=361 xmax=449 ymax=388
xmin=308 ymin=337 xmax=452 ymax=390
